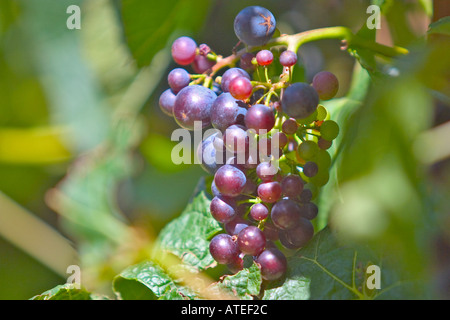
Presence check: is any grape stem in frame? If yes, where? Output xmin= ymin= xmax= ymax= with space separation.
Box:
xmin=211 ymin=26 xmax=408 ymax=76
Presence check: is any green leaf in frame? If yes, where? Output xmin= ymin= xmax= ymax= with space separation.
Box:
xmin=119 ymin=0 xmax=212 ymax=66
xmin=263 ymin=227 xmax=425 ymax=300
xmin=428 ymin=16 xmax=450 ymax=36
xmin=30 ymin=284 xmax=93 ymax=300
xmin=113 ymin=260 xmax=197 ymax=300
xmin=212 ymin=263 xmax=262 ymax=300
xmin=156 ymin=188 xmax=222 ymax=270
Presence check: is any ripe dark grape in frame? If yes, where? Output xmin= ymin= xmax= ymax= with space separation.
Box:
xmin=281 ymin=83 xmax=319 ymax=119
xmin=159 ymin=89 xmax=176 ymax=116
xmin=312 ymin=71 xmax=339 ymax=100
xmin=234 ymin=6 xmax=276 ymax=47
xmin=249 ymin=203 xmax=269 ymax=221
xmin=256 ymin=50 xmax=274 ymax=66
xmin=210 ymin=92 xmax=247 ymax=132
xmin=223 ymin=124 xmax=249 ymax=155
xmin=244 ymin=104 xmax=276 ymax=135
xmin=225 ymin=216 xmax=251 ymax=236
xmin=279 ymin=50 xmax=297 ymax=67
xmin=282 ymin=118 xmax=299 ymax=135
xmin=171 ymin=36 xmax=197 ymax=66
xmin=197 ymin=133 xmax=224 ymax=174
xmin=299 ymin=188 xmax=313 ymax=203
xmin=256 ymin=161 xmax=278 ymax=182
xmin=229 ymin=76 xmax=253 ymax=100
xmin=271 ymin=199 xmax=302 ymax=230
xmin=237 ymin=226 xmax=266 ymax=256
xmin=192 ymin=54 xmax=215 ymax=74
xmin=303 ymin=161 xmax=319 ymax=177
xmin=279 ymin=218 xmax=314 ymax=249
xmin=271 ymin=131 xmax=288 ymax=149
xmin=227 ymin=254 xmax=244 ymax=273
xmin=209 ymin=234 xmax=240 ymax=265
xmin=214 ymin=164 xmax=247 ymax=197
xmin=257 ymin=181 xmax=282 ymax=204
xmin=242 ymin=178 xmax=257 ymax=195
xmin=256 ymin=248 xmax=287 ymax=281
xmin=168 ymin=68 xmax=190 ymax=93
xmin=281 ymin=174 xmax=304 ymax=198
xmin=210 ymin=196 xmax=237 ymax=223
xmin=262 ymin=221 xmax=279 ymax=241
xmin=300 ymin=202 xmax=318 ymax=220
xmin=173 ymin=85 xmax=216 ymax=130
xmin=240 ymin=52 xmax=256 ymax=72
xmin=320 ymin=120 xmax=340 ymax=141
xmin=221 ymin=68 xmax=250 ymax=93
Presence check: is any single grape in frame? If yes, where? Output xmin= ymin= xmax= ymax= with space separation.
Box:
xmin=299 ymin=188 xmax=313 ymax=203
xmin=281 ymin=83 xmax=319 ymax=119
xmin=250 ymin=203 xmax=269 ymax=221
xmin=196 ymin=132 xmax=224 ymax=174
xmin=173 ymin=85 xmax=216 ymax=130
xmin=210 ymin=196 xmax=237 ymax=223
xmin=210 ymin=93 xmax=247 ymax=132
xmin=223 ymin=124 xmax=249 ymax=156
xmin=257 ymin=181 xmax=282 ymax=204
xmin=256 ymin=50 xmax=274 ymax=66
xmin=279 ymin=218 xmax=314 ymax=249
xmin=209 ymin=234 xmax=240 ymax=265
xmin=256 ymin=161 xmax=278 ymax=182
xmin=227 ymin=254 xmax=244 ymax=273
xmin=171 ymin=36 xmax=197 ymax=66
xmin=221 ymin=68 xmax=250 ymax=93
xmin=168 ymin=68 xmax=190 ymax=93
xmin=320 ymin=120 xmax=340 ymax=141
xmin=256 ymin=248 xmax=287 ymax=281
xmin=298 ymin=140 xmax=319 ymax=161
xmin=271 ymin=131 xmax=288 ymax=149
xmin=318 ymin=138 xmax=332 ymax=150
xmin=300 ymin=202 xmax=318 ymax=220
xmin=237 ymin=226 xmax=266 ymax=256
xmin=279 ymin=50 xmax=297 ymax=67
xmin=214 ymin=164 xmax=247 ymax=197
xmin=281 ymin=174 xmax=304 ymax=198
xmin=234 ymin=6 xmax=276 ymax=47
xmin=225 ymin=216 xmax=251 ymax=236
xmin=303 ymin=161 xmax=319 ymax=177
xmin=229 ymin=76 xmax=253 ymax=100
xmin=312 ymin=71 xmax=339 ymax=100
xmin=271 ymin=199 xmax=302 ymax=230
xmin=240 ymin=52 xmax=256 ymax=72
xmin=282 ymin=118 xmax=299 ymax=135
xmin=159 ymin=89 xmax=177 ymax=116
xmin=244 ymin=104 xmax=276 ymax=135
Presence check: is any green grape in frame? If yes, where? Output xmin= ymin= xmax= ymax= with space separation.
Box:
xmin=298 ymin=140 xmax=319 ymax=161
xmin=317 ymin=105 xmax=328 ymax=121
xmin=296 ymin=110 xmax=318 ymax=125
xmin=313 ymin=149 xmax=332 ymax=169
xmin=320 ymin=120 xmax=339 ymax=141
xmin=310 ymin=170 xmax=330 ymax=187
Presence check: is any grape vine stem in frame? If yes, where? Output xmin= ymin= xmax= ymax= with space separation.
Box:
xmin=211 ymin=26 xmax=409 ymax=76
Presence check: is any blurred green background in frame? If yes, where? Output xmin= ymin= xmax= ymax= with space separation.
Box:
xmin=0 ymin=0 xmax=449 ymax=299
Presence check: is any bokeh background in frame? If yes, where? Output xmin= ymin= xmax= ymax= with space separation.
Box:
xmin=0 ymin=0 xmax=448 ymax=299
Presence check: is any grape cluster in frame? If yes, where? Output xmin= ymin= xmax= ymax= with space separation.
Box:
xmin=159 ymin=6 xmax=340 ymax=281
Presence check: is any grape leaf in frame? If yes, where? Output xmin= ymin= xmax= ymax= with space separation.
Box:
xmin=113 ymin=260 xmax=197 ymax=300
xmin=30 ymin=284 xmax=95 ymax=300
xmin=156 ymin=188 xmax=222 ymax=270
xmin=118 ymin=0 xmax=212 ymax=66
xmin=211 ymin=262 xmax=262 ymax=300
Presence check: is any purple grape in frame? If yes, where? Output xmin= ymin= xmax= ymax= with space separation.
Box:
xmin=214 ymin=164 xmax=247 ymax=197
xmin=257 ymin=181 xmax=282 ymax=204
xmin=263 ymin=221 xmax=279 ymax=241
xmin=192 ymin=54 xmax=215 ymax=74
xmin=279 ymin=218 xmax=314 ymax=249
xmin=299 ymin=189 xmax=313 ymax=203
xmin=168 ymin=68 xmax=190 ymax=93
xmin=229 ymin=76 xmax=253 ymax=100
xmin=271 ymin=132 xmax=288 ymax=149
xmin=256 ymin=248 xmax=287 ymax=281
xmin=223 ymin=124 xmax=249 ymax=155
xmin=227 ymin=254 xmax=244 ymax=273
xmin=281 ymin=83 xmax=319 ymax=119
xmin=256 ymin=162 xmax=278 ymax=182
xmin=159 ymin=88 xmax=176 ymax=116
xmin=209 ymin=234 xmax=240 ymax=265
xmin=281 ymin=174 xmax=304 ymax=198
xmin=240 ymin=52 xmax=256 ymax=72
xmin=196 ymin=133 xmax=224 ymax=174
xmin=221 ymin=68 xmax=250 ymax=93
xmin=312 ymin=71 xmax=339 ymax=100
xmin=256 ymin=50 xmax=274 ymax=66
xmin=210 ymin=93 xmax=247 ymax=132
xmin=225 ymin=216 xmax=251 ymax=236
xmin=303 ymin=161 xmax=319 ymax=177
xmin=210 ymin=196 xmax=237 ymax=223
xmin=279 ymin=50 xmax=298 ymax=67
xmin=300 ymin=202 xmax=318 ymax=220
xmin=171 ymin=36 xmax=197 ymax=66
xmin=271 ymin=199 xmax=302 ymax=230
xmin=249 ymin=203 xmax=269 ymax=221
xmin=173 ymin=85 xmax=216 ymax=130
xmin=244 ymin=104 xmax=275 ymax=135
xmin=282 ymin=118 xmax=299 ymax=135
xmin=237 ymin=226 xmax=266 ymax=256
xmin=234 ymin=6 xmax=276 ymax=47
